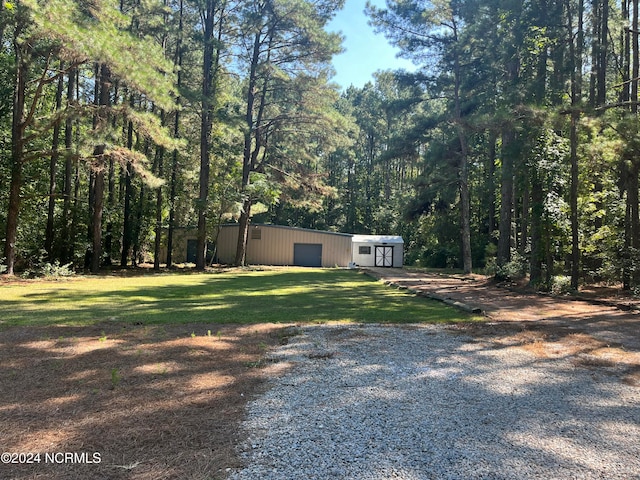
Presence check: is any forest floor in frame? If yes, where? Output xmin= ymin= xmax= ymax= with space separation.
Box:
xmin=366 ymin=267 xmax=640 ymax=387
xmin=2 ymin=267 xmax=640 ymax=479
xmin=0 ymin=322 xmax=295 ymax=480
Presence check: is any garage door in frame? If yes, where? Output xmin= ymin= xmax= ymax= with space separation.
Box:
xmin=293 ymin=243 xmax=322 ymax=267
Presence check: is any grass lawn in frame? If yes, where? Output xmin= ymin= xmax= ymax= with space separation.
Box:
xmin=0 ymin=268 xmax=478 ymax=479
xmin=0 ymin=267 xmax=476 ymax=328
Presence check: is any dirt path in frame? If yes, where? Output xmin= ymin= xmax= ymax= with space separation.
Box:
xmin=365 ymin=268 xmax=640 ymax=354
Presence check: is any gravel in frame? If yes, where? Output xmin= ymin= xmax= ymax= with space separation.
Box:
xmin=229 ymin=324 xmax=640 ymax=480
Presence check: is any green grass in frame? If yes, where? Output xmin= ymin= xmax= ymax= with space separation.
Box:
xmin=0 ymin=268 xmax=479 ymax=328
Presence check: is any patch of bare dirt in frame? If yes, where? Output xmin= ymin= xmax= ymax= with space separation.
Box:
xmin=0 ymin=323 xmax=295 ymax=480
xmin=368 ymin=268 xmax=640 ymax=383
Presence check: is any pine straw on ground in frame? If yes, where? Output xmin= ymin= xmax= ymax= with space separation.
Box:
xmin=447 ymin=322 xmax=640 ymax=388
xmin=0 ymin=323 xmax=295 ymax=480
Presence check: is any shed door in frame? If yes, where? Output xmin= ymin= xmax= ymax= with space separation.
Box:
xmin=187 ymin=239 xmax=198 ymax=263
xmin=186 ymin=239 xmax=214 ymax=264
xmin=293 ymin=243 xmax=322 ymax=267
xmin=375 ymin=246 xmax=394 ymax=267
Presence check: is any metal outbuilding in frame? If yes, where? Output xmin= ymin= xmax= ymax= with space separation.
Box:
xmin=215 ymin=224 xmax=354 ymax=267
xmin=351 ymin=234 xmax=404 ymax=268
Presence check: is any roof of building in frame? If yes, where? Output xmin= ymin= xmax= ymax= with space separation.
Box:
xmin=220 ymin=224 xmax=403 ymax=243
xmin=351 ymin=235 xmax=404 ymax=244
xmin=221 ymin=223 xmax=353 ymax=238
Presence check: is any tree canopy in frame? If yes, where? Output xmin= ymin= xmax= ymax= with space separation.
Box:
xmin=2 ymin=0 xmax=640 ymax=292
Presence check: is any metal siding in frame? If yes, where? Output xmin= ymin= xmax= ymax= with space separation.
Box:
xmin=321 ymin=234 xmax=352 ymax=267
xmin=216 ymin=225 xmax=239 ymax=264
xmin=248 ymin=226 xmax=289 ymax=265
xmin=176 ymin=226 xmax=401 ymax=268
xmin=216 ymin=225 xmax=352 ymax=266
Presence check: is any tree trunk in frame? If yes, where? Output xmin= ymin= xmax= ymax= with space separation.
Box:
xmin=4 ymin=35 xmax=28 ymax=275
xmin=529 ymin=1 xmax=548 ymax=287
xmin=519 ymin=181 xmax=529 ymax=256
xmin=569 ymin=113 xmax=580 ymax=289
xmin=121 ymin=112 xmax=135 ymax=267
xmin=545 ymin=222 xmax=554 ymax=286
xmin=631 ymin=0 xmax=640 ymax=287
xmin=235 ymin=29 xmax=263 ymax=267
xmin=104 ymin=81 xmax=120 ymax=267
xmin=91 ymin=149 xmax=106 ymax=274
xmin=90 ymin=64 xmax=112 ymax=274
xmin=235 ymin=199 xmax=252 ymax=266
xmin=60 ymin=67 xmax=76 ymax=264
xmin=154 ymin=113 xmax=165 ymax=271
xmin=196 ymin=0 xmax=219 ymax=271
xmin=487 ymin=131 xmax=497 ymax=239
xmin=589 ymin=0 xmax=600 ymax=107
xmin=120 ymin=90 xmax=136 ymax=267
xmin=450 ymin=20 xmax=472 ymax=274
xmin=624 ymin=192 xmax=632 ymax=290
xmin=621 ymin=0 xmax=632 ymax=288
xmin=497 ymin=128 xmax=515 ymax=272
xmin=166 ymin=0 xmax=184 ymax=268
xmin=630 ymin=162 xmax=640 ymax=286
xmin=132 ymin=175 xmax=146 ymax=266
xmin=598 ymin=0 xmax=608 ymax=107
xmin=530 ymin=174 xmax=544 ymax=286
xmin=45 ymin=67 xmax=65 ymax=259
xmin=103 ymin=151 xmax=116 ymax=266
xmin=622 ymin=0 xmax=631 ymax=104
xmin=459 ymin=159 xmax=472 ymax=274
xmin=566 ymin=0 xmax=584 ymax=290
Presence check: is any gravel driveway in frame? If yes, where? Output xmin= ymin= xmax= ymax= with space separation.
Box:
xmin=230 ymin=324 xmax=640 ymax=480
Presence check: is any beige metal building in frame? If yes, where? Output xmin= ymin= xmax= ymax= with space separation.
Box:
xmin=216 ymin=224 xmax=353 ymax=267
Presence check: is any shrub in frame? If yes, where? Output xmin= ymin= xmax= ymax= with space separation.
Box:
xmin=40 ymin=261 xmax=75 ymax=278
xmin=550 ymin=275 xmax=573 ymax=295
xmin=21 ymin=260 xmax=75 ymax=279
xmin=485 ymin=250 xmax=528 ymax=280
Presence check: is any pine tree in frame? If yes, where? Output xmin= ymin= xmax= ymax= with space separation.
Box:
xmin=1 ymin=0 xmax=179 ymax=274
xmin=233 ymin=0 xmax=344 ymax=266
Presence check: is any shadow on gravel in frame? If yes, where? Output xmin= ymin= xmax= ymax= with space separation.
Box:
xmin=366 ymin=267 xmax=640 ymax=353
xmin=233 ymin=326 xmax=640 ymax=479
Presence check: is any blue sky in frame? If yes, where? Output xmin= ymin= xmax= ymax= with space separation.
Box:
xmin=327 ymin=0 xmax=416 ymax=90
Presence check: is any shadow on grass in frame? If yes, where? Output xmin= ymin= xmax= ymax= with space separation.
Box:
xmin=0 ymin=270 xmax=474 ymax=478
xmin=0 ymin=322 xmax=298 ymax=480
xmin=0 ymin=269 xmax=473 ymax=328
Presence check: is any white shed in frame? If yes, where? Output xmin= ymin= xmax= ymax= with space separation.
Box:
xmin=351 ymin=235 xmax=404 ymax=268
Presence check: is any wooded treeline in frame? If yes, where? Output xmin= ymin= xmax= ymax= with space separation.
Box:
xmin=1 ymin=0 xmax=640 ymax=292
xmin=365 ymin=0 xmax=640 ymax=292
xmin=0 ymin=0 xmax=346 ymax=274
